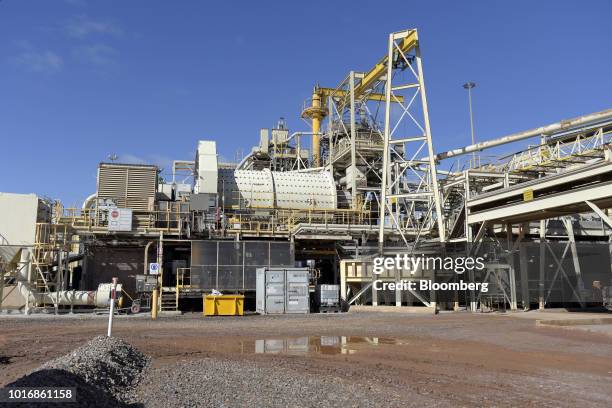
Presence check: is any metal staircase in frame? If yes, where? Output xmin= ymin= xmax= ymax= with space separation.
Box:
xmin=160 ymin=289 xmax=178 ymax=311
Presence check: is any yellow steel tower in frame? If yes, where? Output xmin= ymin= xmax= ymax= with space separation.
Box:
xmin=301 ymin=88 xmax=327 ymax=167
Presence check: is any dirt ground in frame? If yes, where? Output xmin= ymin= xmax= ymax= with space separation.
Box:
xmin=1 ymin=310 xmax=612 ymax=407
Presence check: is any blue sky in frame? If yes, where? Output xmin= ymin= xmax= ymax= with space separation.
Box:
xmin=1 ymin=0 xmax=611 ymax=206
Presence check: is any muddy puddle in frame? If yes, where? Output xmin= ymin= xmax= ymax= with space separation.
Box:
xmin=250 ymin=336 xmax=408 ymax=355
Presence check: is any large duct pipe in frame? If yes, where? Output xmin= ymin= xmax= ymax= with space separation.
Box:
xmin=310 ymin=93 xmax=323 ymax=167
xmin=236 ymin=152 xmax=254 ymax=170
xmin=435 ymin=108 xmax=612 ymax=161
xmin=18 ymin=282 xmax=122 ymax=308
xmin=81 ymin=192 xmax=97 ymax=210
xmin=301 ymin=91 xmax=327 ymax=167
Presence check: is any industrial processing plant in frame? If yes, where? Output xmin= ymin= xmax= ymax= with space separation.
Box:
xmin=1 ymin=2 xmax=612 ymax=406
xmin=2 ymin=28 xmax=611 ymax=316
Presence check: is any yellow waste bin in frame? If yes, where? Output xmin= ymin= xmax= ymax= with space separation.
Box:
xmin=203 ymin=294 xmax=245 ymax=316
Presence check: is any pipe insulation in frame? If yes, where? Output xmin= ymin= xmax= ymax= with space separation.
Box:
xmin=18 ymin=282 xmax=123 ymax=308
xmin=81 ymin=192 xmax=97 ymax=210
xmin=435 ymin=108 xmax=612 ymax=161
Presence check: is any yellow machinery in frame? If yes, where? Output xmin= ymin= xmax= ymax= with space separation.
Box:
xmin=203 ymin=294 xmax=245 ymax=316
xmin=151 ymin=289 xmax=158 ymax=319
xmin=301 ymin=89 xmax=326 ymax=167
xmin=301 ymin=87 xmax=401 ymax=168
xmin=300 ymin=32 xmax=417 ymax=168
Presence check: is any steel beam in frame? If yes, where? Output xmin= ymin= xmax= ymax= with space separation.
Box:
xmin=468 ymin=181 xmax=612 ymax=224
xmin=585 ymin=200 xmax=612 ymax=229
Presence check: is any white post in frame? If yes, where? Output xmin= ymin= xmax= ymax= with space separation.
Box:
xmin=107 ymin=277 xmax=118 ymax=337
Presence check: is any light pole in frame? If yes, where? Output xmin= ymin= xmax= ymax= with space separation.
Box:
xmin=463 ymin=82 xmax=477 ymax=167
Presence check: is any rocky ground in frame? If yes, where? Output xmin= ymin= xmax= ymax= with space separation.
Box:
xmin=1 ymin=310 xmax=612 ymax=407
xmin=5 ymin=336 xmax=149 ymax=407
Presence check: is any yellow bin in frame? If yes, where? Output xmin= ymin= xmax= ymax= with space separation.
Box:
xmin=203 ymin=294 xmax=244 ymax=316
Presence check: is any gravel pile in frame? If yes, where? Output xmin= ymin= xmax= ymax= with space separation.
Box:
xmin=6 ymin=336 xmax=149 ymax=407
xmin=40 ymin=335 xmax=150 ymax=398
xmin=129 ymin=358 xmax=422 ymax=407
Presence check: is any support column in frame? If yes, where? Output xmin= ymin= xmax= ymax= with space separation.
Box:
xmin=506 ymin=224 xmax=518 ymax=311
xmin=371 ymin=265 xmax=378 ymax=307
xmin=563 ymin=217 xmax=585 ymax=293
xmin=468 ymin=219 xmax=487 ymax=312
xmin=430 ymin=268 xmax=437 ymax=314
xmin=55 ymin=249 xmax=62 ymax=315
xmin=519 ymin=223 xmax=530 ymax=310
xmin=415 ymin=43 xmax=446 ymax=243
xmin=340 ymin=261 xmax=347 ymax=301
xmin=395 ymin=270 xmax=402 ymax=307
xmin=24 ymin=249 xmax=31 ymax=315
xmin=459 ymin=175 xmax=469 ymax=311
xmin=349 ymin=71 xmax=358 ymax=210
xmin=156 ymin=231 xmax=164 ymax=313
xmin=376 ymin=33 xmax=395 ymax=259
xmin=539 ymin=220 xmax=546 ymax=310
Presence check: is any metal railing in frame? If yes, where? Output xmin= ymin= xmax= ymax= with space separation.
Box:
xmin=60 ymin=206 xmax=189 ymax=234
xmin=220 ymin=208 xmax=375 ymax=236
xmin=176 ymin=267 xmax=192 ymax=289
xmin=501 ymin=128 xmax=611 ymax=173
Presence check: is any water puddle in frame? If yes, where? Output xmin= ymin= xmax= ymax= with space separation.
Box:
xmin=252 ymin=336 xmax=407 ymax=355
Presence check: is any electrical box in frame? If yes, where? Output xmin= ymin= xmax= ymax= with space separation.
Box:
xmin=135 ymin=274 xmax=157 ymax=293
xmin=190 ymin=193 xmax=215 ymax=211
xmin=256 ymin=268 xmax=309 ymax=314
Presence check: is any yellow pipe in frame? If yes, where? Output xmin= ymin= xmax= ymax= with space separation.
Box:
xmin=151 ymin=289 xmax=158 ymax=320
xmin=311 ymin=92 xmax=323 ymax=166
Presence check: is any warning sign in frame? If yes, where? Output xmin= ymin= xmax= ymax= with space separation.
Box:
xmin=108 ymin=208 xmax=133 ymax=232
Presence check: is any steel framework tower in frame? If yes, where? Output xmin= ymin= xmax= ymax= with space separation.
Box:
xmin=377 ymin=29 xmax=445 ymax=252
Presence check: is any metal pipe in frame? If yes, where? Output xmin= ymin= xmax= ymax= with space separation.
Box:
xmin=81 ymin=193 xmax=97 ymax=210
xmin=144 ymin=241 xmax=154 ymax=274
xmin=311 ymin=93 xmax=323 ymax=167
xmin=436 ymin=108 xmax=612 ymax=161
xmin=236 ymin=152 xmax=254 ymax=170
xmin=17 ymin=282 xmax=122 ymax=308
xmin=236 ymin=132 xmax=316 ymax=170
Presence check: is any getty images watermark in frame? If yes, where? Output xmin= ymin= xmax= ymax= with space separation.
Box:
xmin=372 ymin=254 xmax=489 ymax=292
